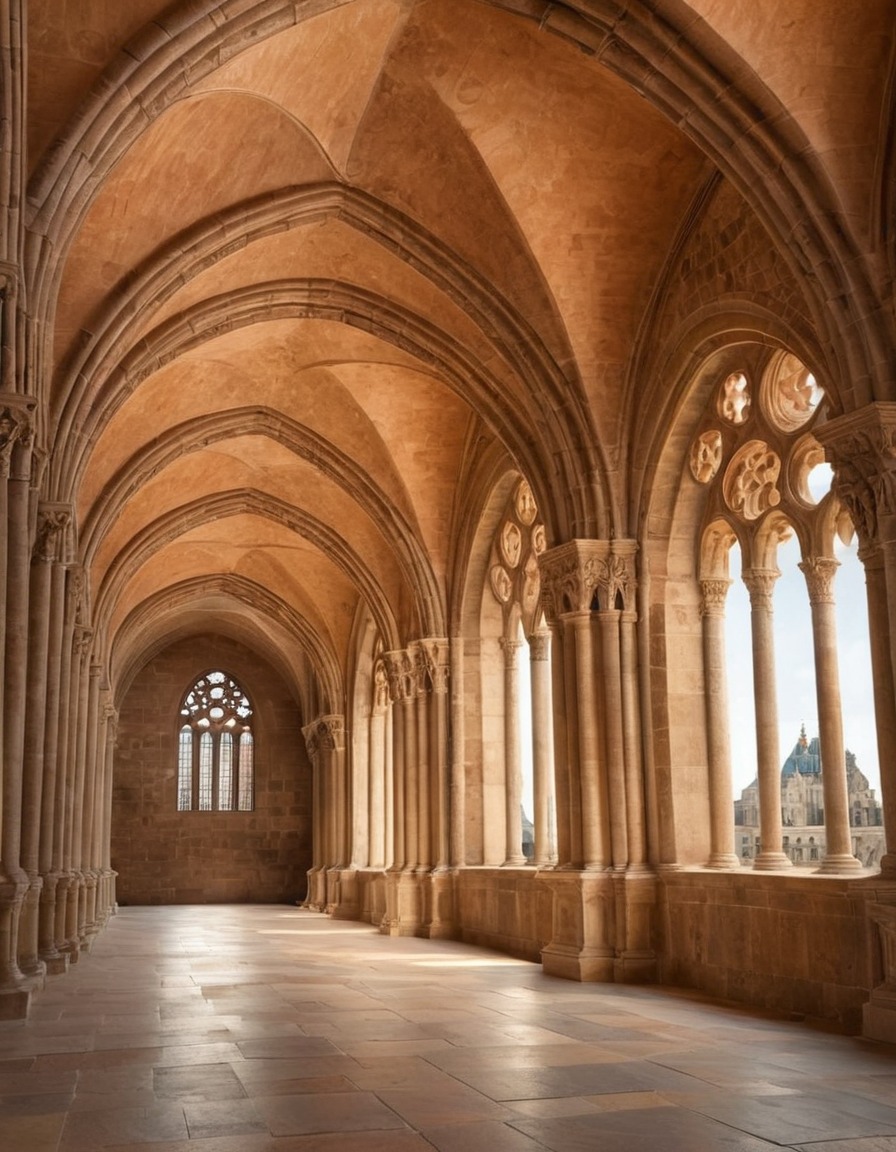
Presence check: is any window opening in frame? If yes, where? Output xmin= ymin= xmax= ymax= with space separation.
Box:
xmin=176 ymin=670 xmax=255 ymax=811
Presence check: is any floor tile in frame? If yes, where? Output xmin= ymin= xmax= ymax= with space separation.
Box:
xmin=1 ymin=905 xmax=896 ymax=1152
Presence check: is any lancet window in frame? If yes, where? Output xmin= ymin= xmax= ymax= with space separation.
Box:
xmin=176 ymin=671 xmax=255 ymax=811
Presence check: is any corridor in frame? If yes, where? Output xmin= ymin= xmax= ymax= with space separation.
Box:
xmin=1 ymin=906 xmax=895 ymax=1151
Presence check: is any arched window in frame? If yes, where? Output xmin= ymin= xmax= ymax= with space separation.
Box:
xmin=176 ymin=671 xmax=255 ymax=811
xmin=693 ymin=351 xmax=881 ymax=872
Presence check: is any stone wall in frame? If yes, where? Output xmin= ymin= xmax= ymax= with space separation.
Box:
xmin=112 ymin=635 xmax=311 ymax=905
xmin=657 ymin=871 xmax=885 ymax=1032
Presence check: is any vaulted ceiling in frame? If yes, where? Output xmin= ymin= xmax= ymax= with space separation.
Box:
xmin=24 ymin=0 xmax=895 ymax=708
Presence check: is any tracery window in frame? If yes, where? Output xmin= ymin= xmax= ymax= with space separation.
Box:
xmin=176 ymin=671 xmax=255 ymax=811
xmin=692 ymin=350 xmax=881 ymax=873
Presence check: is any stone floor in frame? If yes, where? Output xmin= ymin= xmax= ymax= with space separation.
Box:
xmin=2 ymin=906 xmax=896 ymax=1151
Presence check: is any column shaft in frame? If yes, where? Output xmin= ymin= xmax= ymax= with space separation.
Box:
xmin=700 ymin=580 xmax=739 ymax=868
xmin=800 ymin=557 xmax=861 ymax=872
xmin=743 ymin=569 xmax=790 ymax=869
xmin=529 ymin=630 xmax=557 ymax=865
xmin=501 ymin=637 xmax=525 ymax=865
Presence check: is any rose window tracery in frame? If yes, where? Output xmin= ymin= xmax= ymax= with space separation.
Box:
xmin=723 ymin=440 xmax=782 ymax=521
xmin=489 ymin=478 xmax=546 ymax=630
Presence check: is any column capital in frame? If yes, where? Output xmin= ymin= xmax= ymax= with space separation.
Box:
xmin=303 ymin=714 xmax=345 ymax=760
xmin=418 ymin=637 xmax=450 ymax=694
xmin=700 ymin=577 xmax=732 ymax=617
xmin=742 ymin=567 xmax=780 ymax=608
xmin=372 ymin=659 xmax=390 ymax=715
xmin=528 ymin=630 xmax=551 ymax=661
xmin=383 ymin=648 xmax=414 ymax=702
xmin=34 ymin=503 xmax=72 ymax=564
xmin=814 ymin=402 xmax=896 ymax=552
xmin=499 ymin=635 xmax=524 ymax=669
xmin=799 ymin=556 xmax=839 ymax=604
xmin=538 ymin=539 xmax=637 ymax=618
xmin=0 ymin=393 xmax=37 ymax=480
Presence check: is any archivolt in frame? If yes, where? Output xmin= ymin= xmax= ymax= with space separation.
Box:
xmin=92 ymin=488 xmax=402 ymax=656
xmin=111 ymin=572 xmax=342 ymax=715
xmin=81 ymin=406 xmax=445 ymax=637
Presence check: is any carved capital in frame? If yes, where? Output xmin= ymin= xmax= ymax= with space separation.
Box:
xmin=528 ymin=630 xmax=551 ymax=661
xmin=538 ymin=539 xmax=609 ymax=618
xmin=372 ymin=659 xmax=390 ymax=714
xmin=0 ymin=393 xmax=37 ymax=480
xmin=34 ymin=503 xmax=71 ymax=564
xmin=316 ymin=714 xmax=345 ymax=753
xmin=499 ymin=636 xmax=524 ymax=670
xmin=799 ymin=556 xmax=839 ymax=604
xmin=302 ymin=721 xmax=321 ymax=764
xmin=815 ymin=403 xmax=896 ymax=551
xmin=742 ymin=567 xmax=780 ymax=610
xmin=699 ymin=577 xmax=732 ymax=617
xmin=383 ymin=649 xmax=414 ymax=703
xmin=73 ymin=626 xmax=93 ymax=660
xmin=419 ymin=637 xmax=450 ymax=694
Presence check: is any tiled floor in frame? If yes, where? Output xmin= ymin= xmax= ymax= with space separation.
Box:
xmin=2 ymin=906 xmax=896 ymax=1151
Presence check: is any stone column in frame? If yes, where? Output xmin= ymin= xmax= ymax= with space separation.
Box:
xmin=422 ymin=639 xmax=450 ymax=870
xmin=596 ymin=608 xmax=628 ymax=869
xmin=19 ymin=508 xmax=68 ymax=977
xmin=700 ymin=578 xmax=739 ymax=868
xmin=412 ymin=645 xmax=431 ymax=871
xmin=302 ymin=721 xmax=325 ymax=909
xmin=384 ymin=653 xmax=407 ymax=871
xmin=620 ymin=607 xmax=649 ymax=871
xmin=0 ymin=395 xmax=37 ymax=1015
xmin=52 ymin=568 xmax=78 ymax=955
xmin=500 ymin=636 xmax=526 ymax=865
xmin=319 ymin=715 xmax=346 ymax=871
xmin=571 ymin=610 xmax=609 ymax=869
xmin=39 ymin=540 xmax=69 ymax=970
xmin=550 ymin=618 xmax=574 ymax=866
xmin=69 ymin=631 xmax=93 ymax=944
xmin=742 ymin=568 xmax=791 ymax=869
xmin=98 ymin=702 xmax=118 ymax=922
xmin=449 ymin=636 xmax=465 ymax=867
xmin=368 ymin=661 xmax=388 ymax=869
xmin=80 ymin=664 xmax=102 ymax=938
xmin=800 ymin=556 xmax=862 ymax=872
xmin=529 ymin=629 xmax=557 ymax=865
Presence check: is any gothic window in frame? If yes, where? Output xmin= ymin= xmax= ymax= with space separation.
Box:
xmin=694 ymin=349 xmax=881 ymax=872
xmin=176 ymin=671 xmax=254 ymax=811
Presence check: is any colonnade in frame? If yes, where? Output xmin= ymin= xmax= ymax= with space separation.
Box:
xmin=0 ymin=402 xmax=118 ymax=1019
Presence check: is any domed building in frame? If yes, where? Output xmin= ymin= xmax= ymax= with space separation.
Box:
xmin=735 ymin=727 xmax=884 ymax=867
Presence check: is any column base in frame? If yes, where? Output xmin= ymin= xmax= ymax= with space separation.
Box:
xmin=816 ymin=853 xmax=864 ymax=875
xmin=863 ymin=985 xmax=896 ymax=1043
xmin=422 ymin=869 xmax=456 ymax=939
xmin=706 ymin=853 xmax=741 ymax=869
xmin=0 ymin=988 xmax=30 ymax=1021
xmin=542 ymin=941 xmax=615 ymax=982
xmin=753 ymin=851 xmax=792 ymax=870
